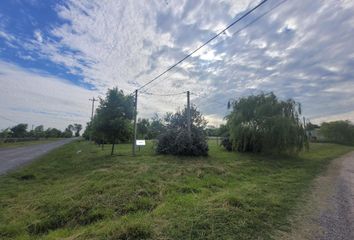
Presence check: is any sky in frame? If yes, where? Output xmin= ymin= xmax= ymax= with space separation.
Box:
xmin=0 ymin=0 xmax=354 ymax=130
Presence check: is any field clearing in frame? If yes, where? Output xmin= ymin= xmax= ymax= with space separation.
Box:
xmin=0 ymin=140 xmax=353 ymax=239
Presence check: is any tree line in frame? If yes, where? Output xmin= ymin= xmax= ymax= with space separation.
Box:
xmin=0 ymin=123 xmax=82 ymax=139
xmin=83 ymin=88 xmax=353 ymax=157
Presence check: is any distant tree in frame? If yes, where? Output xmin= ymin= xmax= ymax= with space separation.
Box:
xmin=10 ymin=124 xmax=28 ymax=138
xmin=225 ymin=92 xmax=307 ymax=154
xmin=73 ymin=123 xmax=82 ymax=137
xmin=320 ymin=120 xmax=354 ymax=145
xmin=33 ymin=125 xmax=45 ymax=138
xmin=205 ymin=126 xmax=219 ymax=137
xmin=137 ymin=118 xmax=150 ymax=139
xmin=91 ymin=87 xmax=134 ymax=155
xmin=45 ymin=128 xmax=62 ymax=138
xmin=306 ymin=122 xmax=320 ymax=131
xmin=0 ymin=128 xmax=11 ymax=139
xmin=156 ymin=106 xmax=208 ymax=156
xmin=147 ymin=114 xmax=165 ymax=139
xmin=61 ymin=124 xmax=74 ymax=138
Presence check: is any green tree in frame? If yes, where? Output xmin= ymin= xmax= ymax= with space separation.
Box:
xmin=226 ymin=92 xmax=307 ymax=154
xmin=320 ymin=120 xmax=354 ymax=145
xmin=62 ymin=124 xmax=74 ymax=138
xmin=34 ymin=125 xmax=45 ymax=138
xmin=218 ymin=124 xmax=229 ymax=137
xmin=0 ymin=128 xmax=11 ymax=139
xmin=10 ymin=124 xmax=28 ymax=138
xmin=45 ymin=128 xmax=62 ymax=138
xmin=156 ymin=106 xmax=208 ymax=156
xmin=137 ymin=118 xmax=150 ymax=139
xmin=147 ymin=114 xmax=165 ymax=139
xmin=73 ymin=123 xmax=82 ymax=137
xmin=91 ymin=88 xmax=134 ymax=155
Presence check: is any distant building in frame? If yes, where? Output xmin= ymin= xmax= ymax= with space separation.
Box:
xmin=306 ymin=128 xmax=325 ymax=142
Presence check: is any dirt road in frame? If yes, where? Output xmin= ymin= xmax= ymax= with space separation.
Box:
xmin=278 ymin=151 xmax=354 ymax=240
xmin=318 ymin=151 xmax=354 ymax=240
xmin=0 ymin=138 xmax=76 ymax=175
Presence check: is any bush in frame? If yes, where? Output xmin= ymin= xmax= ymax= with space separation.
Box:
xmin=156 ymin=106 xmax=208 ymax=156
xmin=221 ymin=137 xmax=232 ymax=151
xmin=157 ymin=129 xmax=208 ymax=156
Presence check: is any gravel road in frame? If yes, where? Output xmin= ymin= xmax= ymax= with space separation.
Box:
xmin=276 ymin=151 xmax=354 ymax=240
xmin=0 ymin=138 xmax=76 ymax=175
xmin=318 ymin=151 xmax=354 ymax=240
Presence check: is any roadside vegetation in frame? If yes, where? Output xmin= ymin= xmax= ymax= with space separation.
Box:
xmin=0 ymin=123 xmax=82 ymax=145
xmin=2 ymin=89 xmax=353 ymax=239
xmin=0 ymin=140 xmax=353 ymax=239
xmin=320 ymin=120 xmax=354 ymax=146
xmin=0 ymin=138 xmax=61 ymax=149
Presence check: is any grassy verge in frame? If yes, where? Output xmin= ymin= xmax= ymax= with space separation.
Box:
xmin=0 ymin=138 xmax=63 ymax=149
xmin=0 ymin=141 xmax=352 ymax=239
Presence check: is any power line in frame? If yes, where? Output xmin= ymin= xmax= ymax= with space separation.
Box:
xmin=0 ymin=115 xmax=19 ymax=124
xmin=136 ymin=0 xmax=270 ymax=91
xmin=190 ymin=0 xmax=289 ymax=103
xmin=138 ymin=0 xmax=288 ymax=98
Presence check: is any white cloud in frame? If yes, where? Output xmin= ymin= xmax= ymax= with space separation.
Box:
xmin=0 ymin=61 xmax=97 ymax=130
xmin=1 ymin=0 xmax=354 ymax=128
xmin=34 ymin=30 xmax=43 ymax=43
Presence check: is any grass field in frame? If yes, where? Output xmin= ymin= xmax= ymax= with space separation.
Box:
xmin=0 ymin=140 xmax=353 ymax=240
xmin=0 ymin=138 xmax=62 ymax=149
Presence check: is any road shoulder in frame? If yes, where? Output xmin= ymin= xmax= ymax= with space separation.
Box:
xmin=276 ymin=151 xmax=354 ymax=240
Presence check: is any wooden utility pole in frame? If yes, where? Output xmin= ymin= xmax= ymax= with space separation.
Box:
xmin=89 ymin=97 xmax=96 ymax=120
xmin=303 ymin=116 xmax=306 ymax=128
xmin=89 ymin=97 xmax=96 ymax=142
xmin=187 ymin=91 xmax=191 ymax=139
xmin=132 ymin=89 xmax=138 ymax=156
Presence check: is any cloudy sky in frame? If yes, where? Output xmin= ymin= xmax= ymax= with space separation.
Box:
xmin=0 ymin=0 xmax=354 ymax=130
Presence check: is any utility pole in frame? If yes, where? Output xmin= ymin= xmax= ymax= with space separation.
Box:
xmin=132 ymin=90 xmax=138 ymax=156
xmin=187 ymin=91 xmax=191 ymax=139
xmin=89 ymin=97 xmax=97 ymax=142
xmin=303 ymin=116 xmax=306 ymax=128
xmin=89 ymin=97 xmax=96 ymax=120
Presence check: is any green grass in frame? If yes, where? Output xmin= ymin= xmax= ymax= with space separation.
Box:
xmin=0 ymin=138 xmax=62 ymax=149
xmin=0 ymin=141 xmax=353 ymax=239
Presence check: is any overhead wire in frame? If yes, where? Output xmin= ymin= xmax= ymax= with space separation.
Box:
xmin=191 ymin=0 xmax=289 ymax=106
xmin=140 ymin=0 xmax=288 ymax=103
xmin=135 ymin=0 xmax=270 ymax=92
xmin=0 ymin=115 xmax=19 ymax=124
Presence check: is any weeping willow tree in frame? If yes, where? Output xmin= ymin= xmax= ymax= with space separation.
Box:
xmin=225 ymin=92 xmax=308 ymax=154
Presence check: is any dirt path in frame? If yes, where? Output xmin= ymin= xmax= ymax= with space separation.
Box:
xmin=0 ymin=138 xmax=76 ymax=175
xmin=278 ymin=151 xmax=354 ymax=240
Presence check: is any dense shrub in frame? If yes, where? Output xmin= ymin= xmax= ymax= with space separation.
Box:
xmin=221 ymin=137 xmax=232 ymax=151
xmin=156 ymin=106 xmax=208 ymax=156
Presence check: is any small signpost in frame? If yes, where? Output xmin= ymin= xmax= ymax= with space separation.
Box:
xmin=136 ymin=140 xmax=146 ymax=151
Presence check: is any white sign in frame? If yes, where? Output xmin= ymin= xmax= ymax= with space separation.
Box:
xmin=136 ymin=140 xmax=146 ymax=146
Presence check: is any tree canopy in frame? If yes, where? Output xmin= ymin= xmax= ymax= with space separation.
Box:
xmin=320 ymin=120 xmax=354 ymax=145
xmin=225 ymin=92 xmax=307 ymax=154
xmin=90 ymin=87 xmax=134 ymax=155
